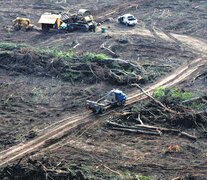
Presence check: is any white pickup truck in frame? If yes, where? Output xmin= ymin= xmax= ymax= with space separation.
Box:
xmin=117 ymin=14 xmax=137 ymax=26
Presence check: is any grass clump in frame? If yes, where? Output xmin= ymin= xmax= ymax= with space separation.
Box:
xmin=0 ymin=42 xmax=28 ymax=51
xmin=37 ymin=48 xmax=74 ymax=59
xmin=84 ymin=52 xmax=108 ymax=60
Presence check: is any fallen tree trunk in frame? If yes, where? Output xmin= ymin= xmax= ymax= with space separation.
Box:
xmin=107 ymin=121 xmax=197 ymax=140
xmin=132 ymin=83 xmax=178 ymax=114
xmin=111 ymin=127 xmax=161 ymax=136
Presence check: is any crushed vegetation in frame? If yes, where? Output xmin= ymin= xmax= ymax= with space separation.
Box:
xmin=108 ymin=87 xmax=207 ymax=137
xmin=0 ymin=43 xmax=173 ymax=85
xmin=0 ymin=157 xmax=150 ymax=180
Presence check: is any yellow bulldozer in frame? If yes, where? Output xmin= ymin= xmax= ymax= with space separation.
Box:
xmin=38 ymin=9 xmax=96 ymax=32
xmin=12 ymin=17 xmax=34 ymax=31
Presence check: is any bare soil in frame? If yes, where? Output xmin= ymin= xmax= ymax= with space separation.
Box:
xmin=0 ymin=0 xmax=207 ymax=179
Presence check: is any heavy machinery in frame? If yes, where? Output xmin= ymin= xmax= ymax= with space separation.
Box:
xmin=86 ymin=89 xmax=127 ymax=114
xmin=117 ymin=14 xmax=137 ymax=26
xmin=12 ymin=17 xmax=34 ymax=31
xmin=38 ymin=13 xmax=61 ymax=32
xmin=61 ymin=9 xmax=96 ymax=32
xmin=38 ymin=9 xmax=96 ymax=32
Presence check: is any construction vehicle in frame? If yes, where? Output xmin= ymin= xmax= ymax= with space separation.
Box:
xmin=86 ymin=89 xmax=127 ymax=114
xmin=61 ymin=9 xmax=96 ymax=32
xmin=12 ymin=17 xmax=34 ymax=31
xmin=38 ymin=13 xmax=61 ymax=32
xmin=117 ymin=14 xmax=137 ymax=26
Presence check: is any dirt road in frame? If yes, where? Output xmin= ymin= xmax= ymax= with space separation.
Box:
xmin=0 ymin=28 xmax=206 ymax=168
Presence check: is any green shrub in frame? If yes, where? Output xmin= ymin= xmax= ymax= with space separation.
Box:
xmin=153 ymin=87 xmax=165 ymax=98
xmin=153 ymin=87 xmax=197 ymax=105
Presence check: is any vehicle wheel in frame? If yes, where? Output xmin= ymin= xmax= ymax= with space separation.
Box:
xmin=117 ymin=101 xmax=121 ymax=106
xmin=67 ymin=25 xmax=74 ymax=32
xmin=83 ymin=24 xmax=89 ymax=32
xmin=42 ymin=24 xmax=49 ymax=32
xmin=14 ymin=25 xmax=21 ymax=31
xmin=100 ymin=107 xmax=106 ymax=114
xmin=118 ymin=18 xmax=121 ymax=23
xmin=95 ymin=105 xmax=100 ymax=113
xmin=121 ymin=99 xmax=126 ymax=105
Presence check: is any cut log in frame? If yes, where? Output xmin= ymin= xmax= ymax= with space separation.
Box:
xmin=111 ymin=127 xmax=161 ymax=136
xmin=107 ymin=121 xmax=197 ymax=140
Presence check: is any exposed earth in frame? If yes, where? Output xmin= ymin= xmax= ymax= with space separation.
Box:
xmin=0 ymin=0 xmax=207 ymax=179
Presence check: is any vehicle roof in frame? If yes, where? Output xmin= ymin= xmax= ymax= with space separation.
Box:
xmin=111 ymin=89 xmax=124 ymax=94
xmin=122 ymin=14 xmax=134 ymax=17
xmin=38 ymin=13 xmax=61 ymax=24
xmin=78 ymin=9 xmax=91 ymax=15
xmin=16 ymin=17 xmax=31 ymax=21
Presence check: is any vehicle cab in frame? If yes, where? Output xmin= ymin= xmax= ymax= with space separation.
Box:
xmin=118 ymin=14 xmax=137 ymax=26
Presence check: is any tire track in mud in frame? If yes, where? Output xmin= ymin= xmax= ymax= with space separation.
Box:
xmin=0 ymin=33 xmax=207 ymax=168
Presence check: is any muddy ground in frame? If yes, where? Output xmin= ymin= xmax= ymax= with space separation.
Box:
xmin=0 ymin=0 xmax=207 ymax=179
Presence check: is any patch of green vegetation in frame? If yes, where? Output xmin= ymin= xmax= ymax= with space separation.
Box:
xmin=153 ymin=87 xmax=196 ymax=102
xmin=0 ymin=42 xmax=28 ymax=51
xmin=152 ymin=87 xmax=207 ymax=111
xmin=132 ymin=102 xmax=146 ymax=114
xmin=119 ymin=172 xmax=149 ymax=180
xmin=37 ymin=48 xmax=74 ymax=59
xmin=37 ymin=48 xmax=108 ymax=62
xmin=84 ymin=52 xmax=108 ymax=60
xmin=153 ymin=87 xmax=165 ymax=99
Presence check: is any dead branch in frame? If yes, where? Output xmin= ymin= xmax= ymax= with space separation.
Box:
xmin=112 ymin=112 xmax=133 ymax=116
xmin=100 ymin=43 xmax=118 ymax=57
xmin=102 ymin=58 xmax=140 ymax=68
xmin=37 ymin=161 xmax=68 ymax=174
xmin=132 ymin=83 xmax=178 ymax=114
xmin=141 ymin=64 xmax=173 ymax=69
xmin=111 ymin=127 xmax=161 ymax=136
xmin=96 ymin=164 xmax=121 ymax=176
xmin=182 ymin=96 xmax=207 ymax=103
xmin=88 ymin=64 xmax=101 ymax=80
xmin=72 ymin=43 xmax=79 ymax=49
xmin=137 ymin=114 xmax=144 ymax=125
xmin=179 ymin=132 xmax=197 ymax=140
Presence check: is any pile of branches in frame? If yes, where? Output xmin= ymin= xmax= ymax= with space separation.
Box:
xmin=0 ymin=48 xmax=172 ymax=84
xmin=0 ymin=158 xmax=87 ymax=180
xmin=107 ymin=84 xmax=207 ymax=139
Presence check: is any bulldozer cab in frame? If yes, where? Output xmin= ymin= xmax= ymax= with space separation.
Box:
xmin=78 ymin=9 xmax=92 ymax=17
xmin=78 ymin=9 xmax=93 ymax=22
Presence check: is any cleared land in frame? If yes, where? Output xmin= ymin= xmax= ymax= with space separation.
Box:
xmin=0 ymin=0 xmax=207 ymax=179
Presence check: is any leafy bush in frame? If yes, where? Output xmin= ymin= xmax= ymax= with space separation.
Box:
xmin=153 ymin=87 xmax=165 ymax=98
xmin=153 ymin=87 xmax=196 ymax=103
